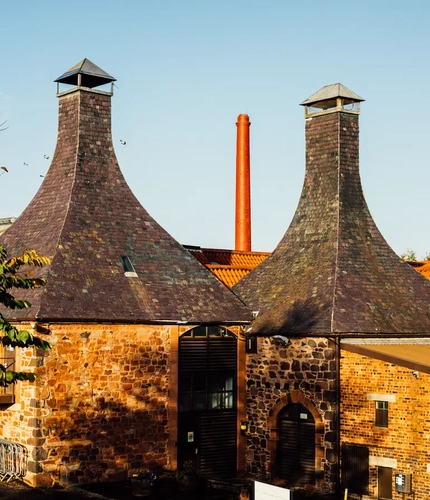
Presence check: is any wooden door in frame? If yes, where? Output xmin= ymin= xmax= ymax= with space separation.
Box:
xmin=278 ymin=403 xmax=315 ymax=486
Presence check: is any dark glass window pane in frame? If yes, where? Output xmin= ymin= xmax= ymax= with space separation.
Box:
xmin=208 ymin=326 xmax=222 ymax=337
xmin=193 ymin=326 xmax=206 ymax=337
xmin=193 ymin=376 xmax=206 ymax=392
xmin=179 ymin=394 xmax=191 ymax=412
xmin=223 ymin=375 xmax=233 ymax=391
xmin=193 ymin=393 xmax=206 ymax=410
xmin=208 ymin=375 xmax=222 ymax=392
xmin=179 ymin=375 xmax=192 ymax=392
xmin=209 ymin=392 xmax=221 ymax=409
xmin=223 ymin=392 xmax=233 ymax=409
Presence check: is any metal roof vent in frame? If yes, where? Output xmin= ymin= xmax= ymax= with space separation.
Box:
xmin=121 ymin=256 xmax=138 ymax=278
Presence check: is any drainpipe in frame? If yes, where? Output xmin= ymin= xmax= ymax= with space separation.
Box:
xmin=235 ymin=114 xmax=251 ymax=252
xmin=335 ymin=337 xmax=341 ymax=496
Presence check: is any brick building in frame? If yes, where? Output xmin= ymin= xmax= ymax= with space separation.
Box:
xmin=340 ymin=340 xmax=430 ymax=499
xmin=0 ymin=59 xmax=252 ymax=486
xmin=232 ymin=84 xmax=430 ymax=495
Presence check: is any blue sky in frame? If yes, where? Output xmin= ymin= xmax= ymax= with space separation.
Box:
xmin=1 ymin=1 xmax=430 ymax=257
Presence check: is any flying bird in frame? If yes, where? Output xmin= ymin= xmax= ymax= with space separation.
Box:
xmin=23 ymin=162 xmax=28 ymax=166
xmin=120 ymin=140 xmax=126 ymax=147
xmin=1 ymin=166 xmax=8 ymax=172
xmin=44 ymin=155 xmax=50 ymax=159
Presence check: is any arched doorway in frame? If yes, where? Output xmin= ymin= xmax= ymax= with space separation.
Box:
xmin=277 ymin=403 xmax=315 ymax=486
xmin=178 ymin=326 xmax=237 ymax=479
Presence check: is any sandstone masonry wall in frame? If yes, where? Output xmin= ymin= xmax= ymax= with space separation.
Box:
xmin=246 ymin=336 xmax=338 ymax=492
xmin=1 ymin=323 xmax=172 ymax=487
xmin=341 ymin=350 xmax=430 ymax=499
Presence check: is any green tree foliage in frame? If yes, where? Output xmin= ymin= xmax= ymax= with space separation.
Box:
xmin=400 ymin=248 xmax=417 ymax=261
xmin=0 ymin=247 xmax=51 ymax=386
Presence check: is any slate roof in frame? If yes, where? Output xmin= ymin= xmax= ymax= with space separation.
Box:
xmin=0 ymin=61 xmax=251 ymax=325
xmin=233 ymin=85 xmax=430 ymax=336
xmin=186 ymin=247 xmax=270 ymax=287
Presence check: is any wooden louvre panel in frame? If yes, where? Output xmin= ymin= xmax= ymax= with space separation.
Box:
xmin=280 ymin=420 xmax=299 ymax=482
xmin=179 ymin=338 xmax=208 ymax=371
xmin=341 ymin=444 xmax=369 ymax=495
xmin=208 ymin=337 xmax=237 ymax=370
xmin=278 ymin=404 xmax=315 ymax=486
xmin=199 ymin=410 xmax=236 ymax=479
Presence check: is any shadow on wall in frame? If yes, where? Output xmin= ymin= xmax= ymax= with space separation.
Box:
xmin=255 ymin=298 xmax=325 ymax=337
xmin=51 ymin=400 xmax=168 ymax=484
xmin=36 ymin=349 xmax=171 ymax=486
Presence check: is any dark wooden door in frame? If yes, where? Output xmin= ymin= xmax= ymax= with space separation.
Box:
xmin=177 ymin=413 xmax=200 ymax=472
xmin=278 ymin=404 xmax=315 ymax=486
xmin=178 ymin=326 xmax=237 ymax=479
xmin=341 ymin=444 xmax=369 ymax=495
xmin=378 ymin=466 xmax=392 ymax=499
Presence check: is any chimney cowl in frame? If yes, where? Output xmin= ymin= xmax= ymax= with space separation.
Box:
xmin=301 ymin=83 xmax=364 ymax=118
xmin=55 ymin=58 xmax=116 ymax=93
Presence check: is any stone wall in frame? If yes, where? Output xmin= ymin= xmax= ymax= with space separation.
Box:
xmin=0 ymin=322 xmax=173 ymax=487
xmin=245 ymin=336 xmax=338 ymax=492
xmin=341 ymin=350 xmax=430 ymax=499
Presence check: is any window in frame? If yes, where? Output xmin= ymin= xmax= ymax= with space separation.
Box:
xmin=0 ymin=346 xmax=16 ymax=404
xmin=375 ymin=401 xmax=388 ymax=427
xmin=178 ymin=372 xmax=234 ymax=411
xmin=178 ymin=326 xmax=236 ymax=413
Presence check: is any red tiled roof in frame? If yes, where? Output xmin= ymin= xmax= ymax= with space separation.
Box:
xmin=409 ymin=261 xmax=430 ymax=280
xmin=186 ymin=247 xmax=269 ymax=287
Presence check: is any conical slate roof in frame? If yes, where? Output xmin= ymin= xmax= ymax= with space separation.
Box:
xmin=1 ymin=61 xmax=251 ymax=324
xmin=233 ymin=85 xmax=430 ymax=336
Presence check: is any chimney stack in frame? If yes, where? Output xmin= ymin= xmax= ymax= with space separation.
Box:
xmin=235 ymin=114 xmax=251 ymax=252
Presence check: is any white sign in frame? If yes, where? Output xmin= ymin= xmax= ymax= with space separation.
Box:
xmin=254 ymin=481 xmax=291 ymax=500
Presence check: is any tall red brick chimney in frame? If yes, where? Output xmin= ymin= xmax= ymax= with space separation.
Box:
xmin=235 ymin=114 xmax=251 ymax=252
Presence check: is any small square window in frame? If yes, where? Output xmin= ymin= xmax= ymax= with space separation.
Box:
xmin=375 ymin=401 xmax=388 ymax=428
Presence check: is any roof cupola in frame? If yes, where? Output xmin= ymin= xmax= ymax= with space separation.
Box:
xmin=300 ymin=83 xmax=364 ymax=118
xmin=54 ymin=58 xmax=116 ymax=95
